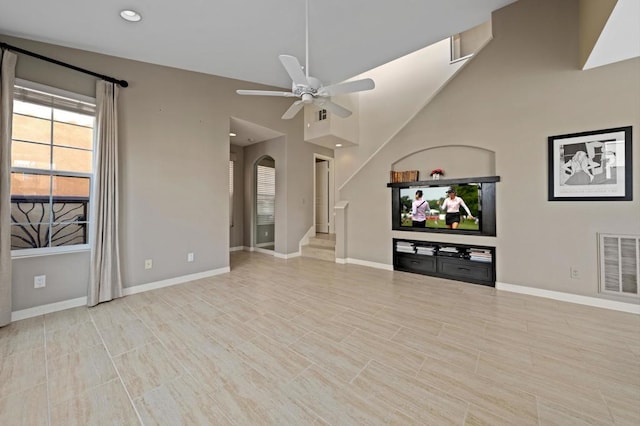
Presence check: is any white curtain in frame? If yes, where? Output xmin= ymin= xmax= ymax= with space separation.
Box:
xmin=88 ymin=81 xmax=122 ymax=306
xmin=0 ymin=50 xmax=17 ymax=327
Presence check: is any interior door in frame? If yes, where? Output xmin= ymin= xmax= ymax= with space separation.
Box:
xmin=315 ymin=160 xmax=329 ymax=233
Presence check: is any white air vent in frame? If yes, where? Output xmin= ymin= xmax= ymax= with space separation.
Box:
xmin=599 ymin=234 xmax=639 ymax=297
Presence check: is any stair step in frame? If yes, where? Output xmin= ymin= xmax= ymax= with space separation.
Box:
xmin=301 ymin=245 xmax=335 ymax=262
xmin=309 ymin=234 xmax=336 ymax=248
xmin=314 ymin=233 xmax=336 ymax=241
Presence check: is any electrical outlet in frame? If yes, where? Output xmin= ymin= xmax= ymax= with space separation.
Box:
xmin=144 ymin=259 xmax=153 ymax=270
xmin=34 ymin=275 xmax=46 ymax=289
xmin=570 ymin=267 xmax=580 ymax=279
xmin=187 ymin=252 xmax=194 ymax=262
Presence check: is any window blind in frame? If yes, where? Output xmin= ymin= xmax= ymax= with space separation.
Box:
xmin=14 ymin=84 xmax=95 ymax=115
xmin=256 ymin=165 xmax=275 ymax=225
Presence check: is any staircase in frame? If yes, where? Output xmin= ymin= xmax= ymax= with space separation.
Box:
xmin=301 ymin=233 xmax=336 ymax=262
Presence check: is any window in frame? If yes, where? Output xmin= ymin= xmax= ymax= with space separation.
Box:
xmin=450 ymin=21 xmax=492 ymax=63
xmin=256 ymin=164 xmax=275 ymax=226
xmin=10 ymin=81 xmax=95 ymax=254
xmin=229 ymin=160 xmax=234 ymax=227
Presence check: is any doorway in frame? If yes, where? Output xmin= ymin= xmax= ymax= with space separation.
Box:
xmin=314 ymin=154 xmax=334 ymax=234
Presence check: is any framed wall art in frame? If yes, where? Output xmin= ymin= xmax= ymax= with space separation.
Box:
xmin=548 ymin=126 xmax=632 ymax=201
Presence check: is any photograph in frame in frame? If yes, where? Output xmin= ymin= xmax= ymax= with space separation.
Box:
xmin=548 ymin=126 xmax=632 ymax=201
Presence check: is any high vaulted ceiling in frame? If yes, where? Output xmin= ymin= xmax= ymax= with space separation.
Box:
xmin=0 ymin=0 xmax=516 ymax=89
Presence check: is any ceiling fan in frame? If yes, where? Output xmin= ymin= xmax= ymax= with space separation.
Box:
xmin=236 ymin=0 xmax=375 ymax=120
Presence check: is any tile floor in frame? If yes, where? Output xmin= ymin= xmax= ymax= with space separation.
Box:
xmin=1 ymin=251 xmax=639 ymax=425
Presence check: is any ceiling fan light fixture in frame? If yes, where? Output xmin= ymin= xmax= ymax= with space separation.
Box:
xmin=120 ymin=10 xmax=142 ymax=22
xmin=234 ymin=0 xmax=374 ymax=120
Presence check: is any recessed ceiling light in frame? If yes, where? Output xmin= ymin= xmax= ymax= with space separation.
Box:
xmin=335 ymin=144 xmax=343 ymax=147
xmin=229 ymin=132 xmax=236 ymax=137
xmin=120 ymin=10 xmax=142 ymax=22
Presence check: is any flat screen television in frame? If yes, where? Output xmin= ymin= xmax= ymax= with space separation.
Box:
xmin=389 ymin=177 xmax=499 ymax=236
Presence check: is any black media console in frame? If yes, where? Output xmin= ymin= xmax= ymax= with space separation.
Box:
xmin=393 ymin=238 xmax=496 ymax=287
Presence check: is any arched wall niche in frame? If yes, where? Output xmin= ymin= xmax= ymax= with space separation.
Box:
xmin=392 ymin=145 xmax=496 ymax=180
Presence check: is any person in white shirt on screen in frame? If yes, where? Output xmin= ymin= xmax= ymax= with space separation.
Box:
xmin=441 ymin=189 xmax=473 ymax=229
xmin=411 ymin=190 xmax=429 ymax=228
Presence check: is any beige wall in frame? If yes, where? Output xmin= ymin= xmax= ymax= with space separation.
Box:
xmin=336 ymin=38 xmax=469 ymax=187
xmin=3 ymin=34 xmax=328 ymax=310
xmin=340 ymin=0 xmax=639 ymax=302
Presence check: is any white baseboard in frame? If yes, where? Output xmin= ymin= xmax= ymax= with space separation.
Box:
xmin=11 ymin=267 xmax=231 ymax=322
xmin=335 ymin=258 xmax=347 ymax=264
xmin=496 ymin=282 xmax=640 ymax=315
xmin=252 ymin=247 xmax=275 ymax=255
xmin=255 ymin=242 xmax=275 ymax=248
xmin=274 ymin=251 xmax=301 ymax=259
xmin=345 ymin=258 xmax=393 ymax=271
xmin=229 ymin=246 xmax=244 ymax=252
xmin=11 ymin=296 xmax=88 ymax=322
xmin=123 ymin=267 xmax=230 ymax=296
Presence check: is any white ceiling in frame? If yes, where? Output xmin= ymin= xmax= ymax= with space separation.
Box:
xmin=230 ymin=117 xmax=284 ymax=147
xmin=0 ymin=0 xmax=517 ymax=89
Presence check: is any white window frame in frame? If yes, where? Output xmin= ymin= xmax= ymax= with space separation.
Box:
xmin=229 ymin=159 xmax=234 ymax=227
xmin=10 ymin=79 xmax=96 ymax=259
xmin=450 ymin=34 xmax=474 ymax=64
xmin=256 ymin=164 xmax=275 ymax=226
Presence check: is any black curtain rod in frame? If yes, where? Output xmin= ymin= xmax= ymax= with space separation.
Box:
xmin=1 ymin=42 xmax=128 ymax=88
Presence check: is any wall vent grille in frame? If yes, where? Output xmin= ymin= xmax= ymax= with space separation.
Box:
xmin=599 ymin=233 xmax=639 ymax=298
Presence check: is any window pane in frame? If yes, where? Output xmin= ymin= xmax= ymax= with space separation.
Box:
xmin=54 ymin=109 xmax=94 ymax=127
xmin=52 ymin=176 xmax=90 ymax=197
xmin=257 ymin=164 xmax=275 ymax=225
xmin=11 ymin=141 xmax=51 ymax=170
xmin=13 ymin=100 xmax=51 ymax=120
xmin=51 ymin=222 xmax=88 ymax=247
xmin=11 ymin=197 xmax=51 ymax=225
xmin=12 ymin=114 xmax=51 ymax=143
xmin=229 ymin=160 xmax=234 ymax=227
xmin=11 ymin=223 xmax=51 ymax=250
xmin=52 ymin=146 xmax=93 ymax=173
xmin=53 ymin=121 xmax=93 ymax=149
xmin=52 ymin=198 xmax=89 ymax=224
xmin=11 ymin=172 xmax=51 ymax=196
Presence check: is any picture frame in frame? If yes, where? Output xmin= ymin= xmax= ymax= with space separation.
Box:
xmin=548 ymin=126 xmax=632 ymax=201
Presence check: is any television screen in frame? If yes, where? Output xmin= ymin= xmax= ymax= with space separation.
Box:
xmin=399 ymin=184 xmax=481 ymax=231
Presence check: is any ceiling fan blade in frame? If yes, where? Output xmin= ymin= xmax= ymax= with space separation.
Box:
xmin=236 ymin=90 xmax=295 ymax=97
xmin=314 ymin=99 xmax=352 ymax=118
xmin=279 ymin=55 xmax=309 ymax=87
xmin=318 ymin=78 xmax=375 ymax=97
xmin=282 ymin=100 xmax=305 ymax=120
